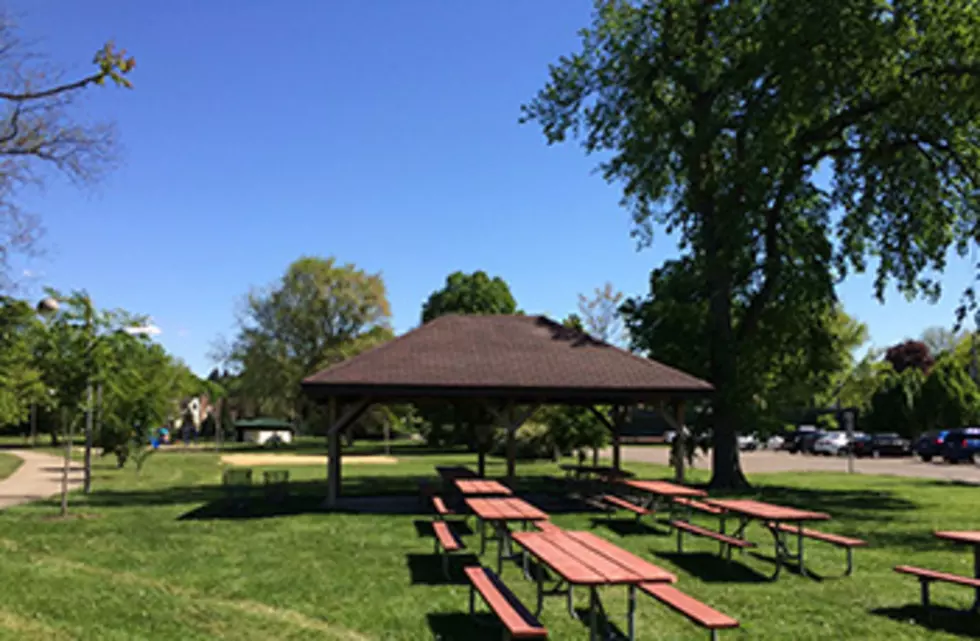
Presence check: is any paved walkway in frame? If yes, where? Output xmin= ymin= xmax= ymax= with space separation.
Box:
xmin=616 ymin=446 xmax=980 ymax=484
xmin=0 ymin=449 xmax=83 ymax=509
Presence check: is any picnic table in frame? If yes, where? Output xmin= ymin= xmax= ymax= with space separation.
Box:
xmin=934 ymin=531 xmax=980 ymax=610
xmin=620 ymin=479 xmax=707 ymax=516
xmin=466 ymin=497 xmax=549 ymax=573
xmin=454 ymin=478 xmax=512 ymax=496
xmin=512 ymin=529 xmax=676 ymax=641
xmin=705 ymin=498 xmax=830 ymax=579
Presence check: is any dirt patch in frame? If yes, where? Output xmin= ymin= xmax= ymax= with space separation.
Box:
xmin=220 ymin=454 xmax=398 ymax=467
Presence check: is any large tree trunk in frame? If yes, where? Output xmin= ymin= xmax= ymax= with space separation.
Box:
xmin=705 ymin=232 xmax=750 ymax=490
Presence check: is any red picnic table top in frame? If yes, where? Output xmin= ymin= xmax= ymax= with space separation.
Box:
xmin=512 ymin=529 xmax=676 ymax=586
xmin=465 ymin=497 xmax=549 ymax=522
xmin=622 ymin=479 xmax=707 ymax=498
xmin=705 ymin=498 xmax=830 ymax=522
xmin=455 ymin=479 xmax=513 ymax=496
xmin=935 ymin=531 xmax=980 ymax=545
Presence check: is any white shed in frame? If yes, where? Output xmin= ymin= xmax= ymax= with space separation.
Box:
xmin=234 ymin=418 xmax=295 ymax=446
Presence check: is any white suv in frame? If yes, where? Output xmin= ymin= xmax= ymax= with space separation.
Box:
xmin=813 ymin=431 xmax=849 ymax=456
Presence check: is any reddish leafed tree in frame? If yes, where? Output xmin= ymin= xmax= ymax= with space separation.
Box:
xmin=884 ymin=340 xmax=935 ymax=374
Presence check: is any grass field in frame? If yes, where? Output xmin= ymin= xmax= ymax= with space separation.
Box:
xmin=0 ymin=452 xmax=22 ymax=481
xmin=0 ymin=444 xmax=976 ymax=640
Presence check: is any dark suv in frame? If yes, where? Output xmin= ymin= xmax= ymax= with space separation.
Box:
xmin=942 ymin=427 xmax=980 ymax=464
xmin=914 ymin=430 xmax=950 ymax=462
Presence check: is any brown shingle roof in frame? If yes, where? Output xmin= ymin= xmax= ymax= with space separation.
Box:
xmin=301 ymin=315 xmax=712 ymax=404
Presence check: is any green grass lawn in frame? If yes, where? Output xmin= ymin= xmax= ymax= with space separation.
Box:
xmin=0 ymin=444 xmax=976 ymax=640
xmin=0 ymin=452 xmax=22 ymax=481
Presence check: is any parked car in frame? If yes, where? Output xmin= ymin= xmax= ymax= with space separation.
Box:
xmin=766 ymin=434 xmax=785 ymax=450
xmin=942 ymin=427 xmax=980 ymax=464
xmin=813 ymin=431 xmax=849 ymax=456
xmin=914 ymin=430 xmax=950 ymax=462
xmin=788 ymin=430 xmax=825 ymax=454
xmin=737 ymin=433 xmax=759 ymax=451
xmin=851 ymin=433 xmax=912 ymax=458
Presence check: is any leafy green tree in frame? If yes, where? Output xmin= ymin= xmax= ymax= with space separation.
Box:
xmin=622 ymin=257 xmax=869 ymax=435
xmin=421 ymin=271 xmax=518 ymax=323
xmin=862 ymin=367 xmax=926 ymax=438
xmin=224 ymin=256 xmax=392 ymax=425
xmin=915 ymin=357 xmax=980 ymax=434
xmin=0 ymin=298 xmax=46 ymax=426
xmin=523 ymin=0 xmax=979 ymax=487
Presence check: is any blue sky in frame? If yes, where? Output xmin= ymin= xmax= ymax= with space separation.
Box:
xmin=10 ymin=1 xmax=975 ymax=375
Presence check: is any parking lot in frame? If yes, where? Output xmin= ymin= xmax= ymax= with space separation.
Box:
xmin=618 ymin=445 xmax=980 ymax=483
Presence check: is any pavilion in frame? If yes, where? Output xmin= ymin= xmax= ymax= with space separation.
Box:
xmin=301 ymin=314 xmax=712 ymax=506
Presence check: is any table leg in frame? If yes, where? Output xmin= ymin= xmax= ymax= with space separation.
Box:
xmin=479 ymin=517 xmax=486 ymax=555
xmin=627 ymin=584 xmax=636 ymax=641
xmin=589 ymin=586 xmax=598 ymax=641
xmin=568 ymin=586 xmax=579 ymax=619
xmin=973 ymin=545 xmax=979 ymax=612
xmin=535 ymin=559 xmax=545 ymax=616
xmin=767 ymin=524 xmax=785 ymax=581
xmin=797 ymin=521 xmax=808 ymax=577
xmin=497 ymin=526 xmax=505 ymax=574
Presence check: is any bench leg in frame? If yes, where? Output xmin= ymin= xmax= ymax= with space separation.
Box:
xmin=797 ymin=526 xmax=808 ymax=578
xmin=469 ymin=582 xmax=476 ymax=615
xmin=627 ymin=584 xmax=636 ymax=641
xmin=710 ymin=630 xmax=719 ymax=641
xmin=845 ymin=547 xmax=854 ymax=576
xmin=718 ymin=517 xmax=726 ymax=556
xmin=919 ymin=578 xmax=931 ymax=620
xmin=479 ymin=518 xmax=487 ymax=555
xmin=676 ymin=525 xmax=684 ymax=553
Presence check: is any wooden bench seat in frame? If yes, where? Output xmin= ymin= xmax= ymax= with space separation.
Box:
xmin=768 ymin=523 xmax=866 ymax=548
xmin=671 ymin=520 xmax=755 ymax=559
xmin=673 ymin=497 xmax=724 ymax=516
xmin=464 ymin=566 xmax=548 ymax=639
xmin=639 ymin=583 xmax=738 ymax=640
xmin=432 ymin=495 xmax=455 ymax=519
xmin=432 ymin=520 xmax=465 ymax=578
xmin=769 ymin=522 xmax=866 ymax=575
xmin=895 ymin=565 xmax=980 ymax=611
xmin=602 ymin=494 xmax=651 ymax=520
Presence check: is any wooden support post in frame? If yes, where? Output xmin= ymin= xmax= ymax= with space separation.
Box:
xmin=612 ymin=406 xmax=624 ymax=472
xmin=506 ymin=422 xmax=517 ymax=482
xmin=674 ymin=400 xmax=686 ymax=484
xmin=326 ymin=398 xmax=339 ymax=507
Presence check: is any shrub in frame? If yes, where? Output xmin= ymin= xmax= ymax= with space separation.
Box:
xmin=490 ymin=422 xmax=553 ymax=460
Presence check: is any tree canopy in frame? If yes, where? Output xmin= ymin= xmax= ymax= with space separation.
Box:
xmin=0 ymin=19 xmax=136 ymax=290
xmin=523 ymin=0 xmax=980 ymax=487
xmin=223 ymin=256 xmax=392 ymax=422
xmin=421 ymin=270 xmax=518 ymax=324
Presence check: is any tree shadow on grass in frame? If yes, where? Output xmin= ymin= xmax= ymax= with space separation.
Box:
xmin=426 ymin=613 xmax=507 ymax=641
xmin=871 ymin=605 xmax=980 ymax=638
xmin=747 ymin=552 xmax=825 ymax=582
xmin=405 ymin=553 xmax=476 ymax=586
xmin=653 ymin=551 xmax=771 ymax=583
xmin=590 ymin=517 xmax=668 ymax=537
xmin=731 ymin=484 xmax=919 ymax=523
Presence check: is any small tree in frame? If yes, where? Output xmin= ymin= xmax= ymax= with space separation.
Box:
xmin=915 ymin=358 xmax=980 ymax=433
xmin=885 ymin=340 xmax=935 ymax=374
